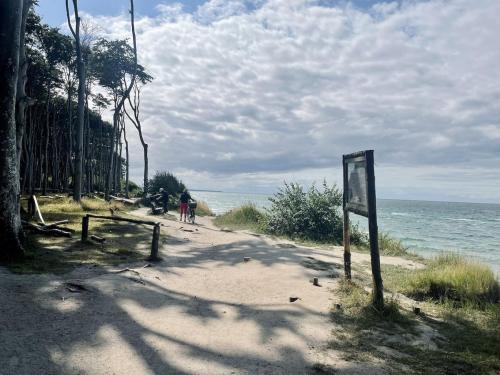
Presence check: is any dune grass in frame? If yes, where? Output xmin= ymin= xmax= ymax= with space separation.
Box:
xmin=213 ymin=204 xmax=265 ymax=231
xmin=329 ymin=262 xmax=500 ymax=374
xmin=401 ymin=253 xmax=500 ymax=307
xmin=195 ymin=200 xmax=214 ymax=217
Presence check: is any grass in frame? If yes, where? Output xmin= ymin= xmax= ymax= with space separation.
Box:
xmin=406 ymin=253 xmax=499 ymax=306
xmin=6 ymin=196 xmax=156 ymax=274
xmin=213 ymin=204 xmax=265 ymax=231
xmin=195 ymin=200 xmax=214 ymax=216
xmin=327 ymin=255 xmax=500 ymax=374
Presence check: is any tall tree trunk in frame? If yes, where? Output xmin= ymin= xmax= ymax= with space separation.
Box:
xmin=66 ymin=0 xmax=85 ymax=202
xmin=16 ymin=0 xmax=30 ymax=173
xmin=0 ymin=0 xmax=25 ymax=260
xmin=123 ymin=121 xmax=130 ymax=198
xmin=42 ymin=88 xmax=50 ymax=195
xmin=63 ymin=80 xmax=72 ymax=192
xmin=105 ymin=0 xmax=137 ymax=200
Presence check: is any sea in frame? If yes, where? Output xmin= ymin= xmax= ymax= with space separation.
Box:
xmin=192 ymin=191 xmax=500 ymax=275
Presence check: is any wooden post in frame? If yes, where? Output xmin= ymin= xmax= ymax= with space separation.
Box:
xmin=149 ymin=223 xmax=160 ymax=261
xmin=81 ymin=214 xmax=89 ymax=242
xmin=342 ymin=155 xmax=352 ymax=280
xmin=366 ymin=150 xmax=384 ymax=310
xmin=343 ymin=210 xmax=351 ymax=280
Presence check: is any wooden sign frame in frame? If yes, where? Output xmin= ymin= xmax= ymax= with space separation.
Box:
xmin=342 ymin=150 xmax=384 ymax=309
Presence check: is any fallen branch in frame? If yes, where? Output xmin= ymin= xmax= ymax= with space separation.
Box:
xmin=90 ymin=234 xmax=106 ymax=243
xmin=22 ymin=221 xmax=72 ymax=238
xmin=43 ymin=220 xmax=69 ymax=228
xmin=109 ymin=195 xmax=140 ymax=206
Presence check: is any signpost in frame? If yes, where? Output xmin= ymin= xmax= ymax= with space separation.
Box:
xmin=343 ymin=150 xmax=384 ymax=309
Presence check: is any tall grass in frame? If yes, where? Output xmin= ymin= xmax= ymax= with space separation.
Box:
xmin=38 ymin=197 xmax=123 ymax=214
xmin=213 ymin=204 xmax=265 ymax=231
xmin=378 ymin=231 xmax=410 ymax=256
xmin=404 ymin=253 xmax=500 ymax=306
xmin=196 ymin=200 xmax=214 ymax=216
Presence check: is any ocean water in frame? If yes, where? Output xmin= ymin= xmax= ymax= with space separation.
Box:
xmin=192 ymin=191 xmax=500 ymax=274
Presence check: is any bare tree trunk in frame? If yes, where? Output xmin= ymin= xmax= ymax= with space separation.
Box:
xmin=125 ymin=84 xmax=148 ymax=195
xmin=0 ymin=0 xmax=25 ymax=260
xmin=105 ymin=0 xmax=137 ymax=200
xmin=16 ymin=0 xmax=30 ymax=173
xmin=42 ymin=88 xmax=50 ymax=195
xmin=63 ymin=78 xmax=73 ymax=192
xmin=122 ymin=115 xmax=130 ymax=198
xmin=66 ymin=0 xmax=85 ymax=202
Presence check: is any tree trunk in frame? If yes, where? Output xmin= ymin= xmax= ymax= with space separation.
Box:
xmin=16 ymin=0 xmax=30 ymax=173
xmin=0 ymin=0 xmax=25 ymax=260
xmin=105 ymin=0 xmax=137 ymax=200
xmin=42 ymin=88 xmax=50 ymax=195
xmin=66 ymin=0 xmax=85 ymax=202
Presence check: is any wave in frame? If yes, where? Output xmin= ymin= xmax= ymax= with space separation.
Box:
xmin=390 ymin=212 xmax=413 ymax=217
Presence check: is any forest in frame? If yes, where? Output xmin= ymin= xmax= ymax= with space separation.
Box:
xmin=0 ymin=0 xmax=151 ymax=260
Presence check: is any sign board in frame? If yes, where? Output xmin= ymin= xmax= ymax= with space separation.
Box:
xmin=344 ymin=154 xmax=369 ymax=217
xmin=342 ymin=150 xmax=384 ymax=309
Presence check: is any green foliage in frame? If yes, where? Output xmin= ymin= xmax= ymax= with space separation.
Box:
xmin=214 ymin=204 xmax=265 ymax=231
xmin=148 ymin=171 xmax=186 ymax=195
xmin=123 ymin=180 xmax=143 ymax=197
xmin=404 ymin=253 xmax=500 ymax=306
xmin=92 ymin=38 xmax=152 ymax=94
xmin=265 ymin=181 xmax=364 ymax=244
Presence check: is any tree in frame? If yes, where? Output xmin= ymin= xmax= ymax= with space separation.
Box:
xmin=0 ymin=0 xmax=27 ymax=260
xmin=66 ymin=0 xmax=86 ymax=202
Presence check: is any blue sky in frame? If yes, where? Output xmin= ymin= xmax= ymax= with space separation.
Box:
xmin=38 ymin=0 xmax=386 ymax=26
xmin=33 ymin=0 xmax=500 ymax=203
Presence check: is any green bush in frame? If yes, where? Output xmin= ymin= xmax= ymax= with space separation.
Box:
xmin=122 ymin=180 xmax=143 ymax=197
xmin=265 ymin=181 xmax=365 ymax=244
xmin=214 ymin=204 xmax=265 ymax=231
xmin=404 ymin=253 xmax=500 ymax=307
xmin=148 ymin=171 xmax=186 ymax=195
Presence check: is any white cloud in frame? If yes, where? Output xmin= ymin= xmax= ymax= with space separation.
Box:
xmin=90 ymin=0 xmax=500 ymax=202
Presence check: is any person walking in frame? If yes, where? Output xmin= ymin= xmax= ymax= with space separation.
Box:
xmin=160 ymin=188 xmax=169 ymax=213
xmin=179 ymin=189 xmax=191 ymax=222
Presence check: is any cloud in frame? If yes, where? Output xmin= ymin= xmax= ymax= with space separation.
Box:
xmin=90 ymin=0 xmax=500 ymax=202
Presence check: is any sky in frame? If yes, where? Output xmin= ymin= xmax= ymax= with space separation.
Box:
xmin=37 ymin=0 xmax=500 ymax=203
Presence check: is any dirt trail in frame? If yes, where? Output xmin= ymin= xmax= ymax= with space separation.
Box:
xmin=0 ymin=209 xmax=420 ymax=374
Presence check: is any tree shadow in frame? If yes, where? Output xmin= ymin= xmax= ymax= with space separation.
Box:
xmin=0 ymin=222 xmax=387 ymax=374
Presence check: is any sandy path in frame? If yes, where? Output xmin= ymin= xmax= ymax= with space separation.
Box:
xmin=0 ymin=209 xmax=419 ymax=374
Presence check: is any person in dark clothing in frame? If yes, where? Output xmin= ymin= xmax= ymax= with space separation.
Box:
xmin=179 ymin=189 xmax=191 ymax=222
xmin=160 ymin=188 xmax=169 ymax=213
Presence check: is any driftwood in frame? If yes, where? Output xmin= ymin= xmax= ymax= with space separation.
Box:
xmin=109 ymin=195 xmax=140 ymax=206
xmin=90 ymin=234 xmax=106 ymax=243
xmin=43 ymin=220 xmax=69 ymax=228
xmin=28 ymin=195 xmax=45 ymax=224
xmin=85 ymin=214 xmax=158 ymax=226
xmin=23 ymin=221 xmax=72 ymax=237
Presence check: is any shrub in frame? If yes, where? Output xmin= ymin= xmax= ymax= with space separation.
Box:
xmin=265 ymin=181 xmax=364 ymax=244
xmin=404 ymin=253 xmax=500 ymax=306
xmin=214 ymin=204 xmax=265 ymax=231
xmin=148 ymin=171 xmax=186 ymax=195
xmin=124 ymin=180 xmax=143 ymax=197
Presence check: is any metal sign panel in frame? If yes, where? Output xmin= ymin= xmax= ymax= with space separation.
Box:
xmin=343 ymin=151 xmax=369 ymax=217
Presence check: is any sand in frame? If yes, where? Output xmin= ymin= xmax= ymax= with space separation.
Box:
xmin=0 ymin=208 xmax=423 ymax=375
